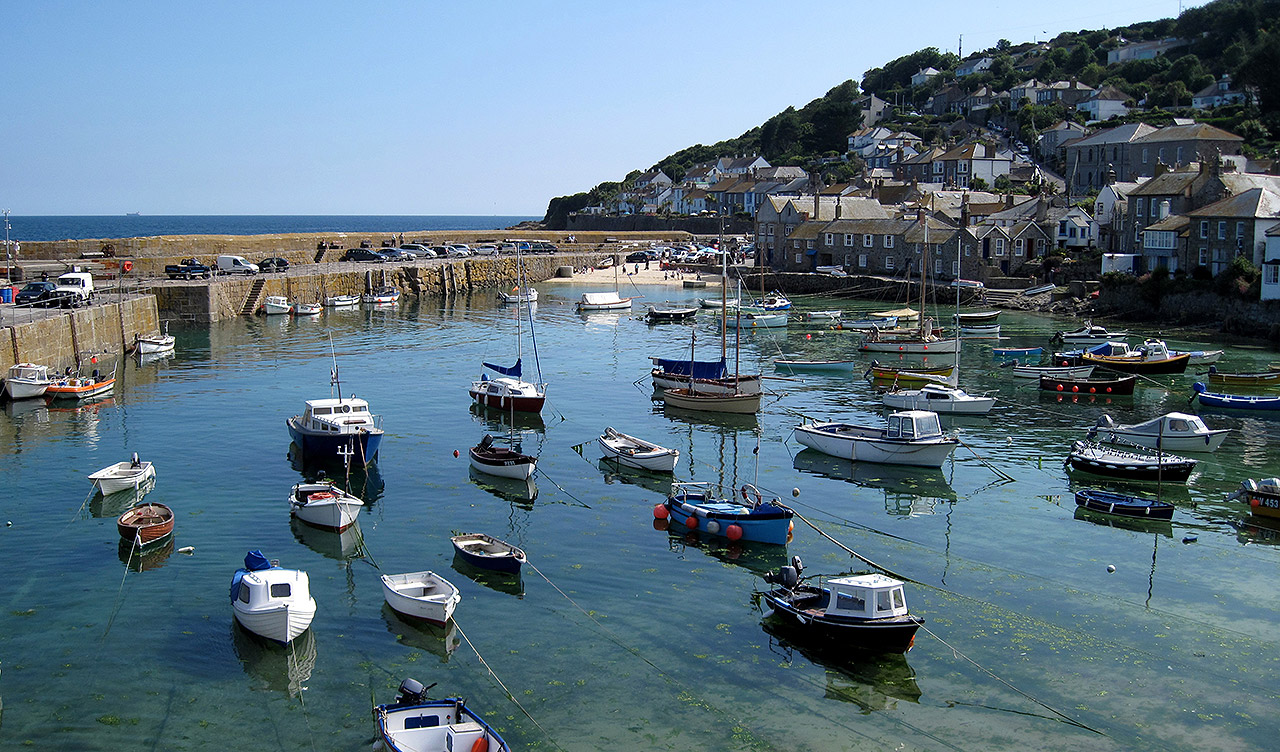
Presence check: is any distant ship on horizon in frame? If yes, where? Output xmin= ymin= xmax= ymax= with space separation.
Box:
xmin=126 ymin=211 xmax=140 ymax=216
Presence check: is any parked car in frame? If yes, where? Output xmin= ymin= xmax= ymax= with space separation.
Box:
xmin=429 ymin=246 xmax=451 ymax=258
xmin=445 ymin=245 xmax=471 ymax=258
xmin=165 ymin=258 xmax=213 ymax=280
xmin=215 ymin=255 xmax=260 ymax=275
xmin=400 ymin=244 xmax=436 ymax=258
xmin=381 ymin=248 xmax=417 ymax=261
xmin=55 ymin=271 xmax=96 ymax=302
xmin=258 ymin=257 xmax=290 ymax=272
xmin=339 ymin=248 xmax=389 ymax=263
xmin=15 ymin=281 xmax=77 ymax=308
xmin=472 ymin=244 xmax=498 ymax=256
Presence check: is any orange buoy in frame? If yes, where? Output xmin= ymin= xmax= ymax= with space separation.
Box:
xmin=1251 ymin=496 xmax=1260 ymax=507
xmin=453 ymin=449 xmax=460 ymax=458
xmin=684 ymin=514 xmax=698 ymax=529
xmin=1057 ymin=384 xmax=1064 ymax=391
xmin=1089 ymin=387 xmax=1096 ymax=393
xmin=471 ymin=737 xmax=489 ymax=752
xmin=726 ymin=524 xmax=743 ymax=541
xmin=1072 ymin=385 xmax=1079 ymax=392
xmin=653 ymin=504 xmax=669 ymax=520
xmin=1105 ymin=387 xmax=1112 ymax=393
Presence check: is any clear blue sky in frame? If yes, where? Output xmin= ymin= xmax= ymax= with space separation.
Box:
xmin=1 ymin=0 xmax=1202 ymax=216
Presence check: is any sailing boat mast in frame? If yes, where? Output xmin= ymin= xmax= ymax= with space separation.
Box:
xmin=719 ymin=215 xmax=727 ymax=363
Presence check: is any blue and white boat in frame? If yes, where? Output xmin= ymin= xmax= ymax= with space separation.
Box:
xmin=230 ymin=550 xmax=316 ymax=644
xmin=660 ymin=482 xmax=794 ymax=545
xmin=286 ymin=359 xmax=384 ymax=465
xmin=1193 ymin=382 xmax=1280 ymax=411
xmin=374 ymin=678 xmax=511 ymax=752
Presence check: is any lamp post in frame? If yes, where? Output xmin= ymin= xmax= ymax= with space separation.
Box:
xmin=3 ymin=209 xmax=10 ymax=280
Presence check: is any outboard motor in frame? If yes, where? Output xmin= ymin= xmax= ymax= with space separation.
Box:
xmin=478 ymin=434 xmax=494 ymax=450
xmin=395 ymin=678 xmax=437 ymax=705
xmin=764 ymin=556 xmax=804 ymax=590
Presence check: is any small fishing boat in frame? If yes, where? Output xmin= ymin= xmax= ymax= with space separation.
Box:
xmin=1168 ymin=347 xmax=1223 ymax=365
xmin=1052 ymin=322 xmax=1130 ymax=346
xmin=1082 ymin=339 xmax=1189 ymax=374
xmin=1206 ymin=365 xmax=1280 ymax=386
xmin=760 ymin=559 xmax=923 ymax=653
xmin=576 ymin=291 xmax=636 ymax=311
xmin=1065 ymin=441 xmax=1197 ymax=483
xmin=1192 ymin=382 xmax=1280 ymax=411
xmin=866 ymin=362 xmax=954 ymax=385
xmin=362 ymin=287 xmax=400 ymax=304
xmin=959 ymin=323 xmax=1001 ymax=336
xmin=953 ymin=310 xmax=1000 ymax=325
xmin=659 ymin=483 xmax=794 ymax=545
xmin=839 ymin=316 xmax=898 ymax=330
xmin=324 ymin=294 xmax=360 ymax=307
xmin=992 ymin=346 xmax=1042 ymax=358
xmin=752 ymin=291 xmax=792 ymax=311
xmin=650 ymin=357 xmax=762 ymax=395
xmin=450 ymin=532 xmax=526 ymax=573
xmin=1228 ymin=479 xmax=1280 ymax=520
xmin=88 ymin=454 xmax=156 ymax=495
xmin=4 ymin=363 xmax=52 ymax=400
xmin=1090 ymin=412 xmax=1228 ymax=452
xmin=726 ymin=310 xmax=789 ymax=328
xmin=45 ymin=370 xmax=115 ymax=401
xmin=858 ymin=316 xmax=959 ymax=354
xmin=881 ymin=383 xmax=995 ymax=415
xmin=287 ymin=393 xmax=384 ymax=465
xmin=802 ymin=310 xmax=843 ymax=323
xmin=1074 ymin=489 xmax=1174 ymax=520
xmin=774 ymin=359 xmax=858 ymax=374
xmin=116 ymin=502 xmax=174 ymax=547
xmin=598 ymin=427 xmax=679 ymax=473
xmin=468 ymin=434 xmax=536 ymax=479
xmin=374 ymin=678 xmax=511 ymax=752
xmin=497 ymin=286 xmax=537 ymax=304
xmin=134 ymin=326 xmax=175 ymax=355
xmin=262 ymin=296 xmax=292 ymax=315
xmin=1011 ymin=363 xmax=1094 ymax=379
xmin=794 ymin=410 xmax=958 ymax=468
xmin=292 ymin=301 xmax=323 ymax=316
xmin=1021 ymin=283 xmax=1056 ymax=296
xmin=699 ymin=297 xmax=741 ymax=310
xmin=1039 ymin=373 xmax=1136 ymax=396
xmin=288 ymin=481 xmax=364 ymax=531
xmin=380 ymin=571 xmax=461 ymax=625
xmin=645 ymin=305 xmax=697 ymax=323
xmin=661 ymin=387 xmax=761 ymax=414
xmin=230 ymin=550 xmax=316 ymax=644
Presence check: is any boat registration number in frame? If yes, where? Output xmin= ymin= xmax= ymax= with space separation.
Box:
xmin=1257 ymin=496 xmax=1280 ymax=510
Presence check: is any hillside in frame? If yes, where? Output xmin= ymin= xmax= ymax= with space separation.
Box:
xmin=543 ymin=0 xmax=1280 ymax=227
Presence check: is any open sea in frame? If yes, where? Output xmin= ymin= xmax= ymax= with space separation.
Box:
xmin=3 ymin=216 xmax=539 ymax=242
xmin=2 ymin=280 xmax=1280 ymax=750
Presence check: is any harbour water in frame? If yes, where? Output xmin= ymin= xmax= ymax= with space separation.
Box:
xmin=2 ymin=286 xmax=1279 ymax=751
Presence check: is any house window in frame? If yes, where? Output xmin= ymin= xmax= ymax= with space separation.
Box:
xmin=1142 ymin=148 xmax=1149 ymax=164
xmin=952 ymin=260 xmax=961 ymax=275
xmin=884 ymin=235 xmax=894 ymax=248
xmin=767 ymin=224 xmax=775 ymax=236
xmin=1135 ymin=198 xmax=1144 ymax=217
xmin=858 ymin=254 xmax=868 ymax=268
xmin=863 ymin=234 xmax=874 ymax=247
xmin=1158 ymin=147 xmax=1166 ymax=162
xmin=934 ymin=259 xmax=944 ymax=274
xmin=1237 ymin=221 xmax=1246 ymax=239
xmin=964 ymin=245 xmax=972 ymax=256
xmin=807 ymin=240 xmax=814 ymax=249
xmin=1069 ymin=227 xmax=1077 ymax=238
xmin=844 ymin=233 xmax=854 ymax=246
xmin=794 ymin=253 xmax=802 ymax=264
xmin=1177 ymin=147 xmax=1184 ymax=164
xmin=1199 ymin=247 xmax=1208 ymax=265
xmin=1218 ymin=221 xmax=1226 ymax=240
xmin=824 ymin=233 xmax=834 ymax=246
xmin=995 ymin=239 xmax=1006 ymax=256
xmin=1200 ymin=221 xmax=1208 ymax=239
xmin=885 ymin=256 xmax=895 ymax=270
xmin=1268 ymin=265 xmax=1280 ymax=285
xmin=1015 ymin=238 xmax=1025 ymax=256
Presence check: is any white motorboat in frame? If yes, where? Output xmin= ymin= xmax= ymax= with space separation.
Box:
xmin=375 ymin=679 xmax=511 ymax=752
xmin=469 ymin=434 xmax=537 ymax=479
xmin=262 ymin=296 xmax=292 ymax=315
xmin=4 ymin=363 xmax=52 ymax=400
xmin=288 ymin=481 xmax=364 ymax=531
xmin=794 ymin=410 xmax=958 ymax=468
xmin=1053 ymin=322 xmax=1129 ymax=346
xmin=882 ymin=383 xmax=995 ymax=415
xmin=230 ymin=551 xmax=316 ymax=644
xmin=292 ymin=302 xmax=322 ymax=316
xmin=88 ymin=454 xmax=157 ymax=495
xmin=135 ymin=329 xmax=175 ymax=355
xmin=1090 ymin=412 xmax=1229 ymax=453
xmin=700 ymin=297 xmax=741 ymax=310
xmin=380 ymin=570 xmax=461 ymax=625
xmin=1012 ymin=364 xmax=1094 ymax=379
xmin=363 ymin=287 xmax=400 ymax=304
xmin=598 ymin=427 xmax=679 ymax=473
xmin=726 ymin=310 xmax=789 ymax=328
xmin=324 ymin=294 xmax=360 ymax=307
xmin=752 ymin=291 xmax=791 ymax=311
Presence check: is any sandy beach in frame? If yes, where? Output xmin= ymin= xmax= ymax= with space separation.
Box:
xmin=542 ymin=262 xmax=726 ymax=289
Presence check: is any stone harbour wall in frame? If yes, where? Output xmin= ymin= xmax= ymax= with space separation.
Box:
xmin=1 ymin=296 xmax=159 ymax=375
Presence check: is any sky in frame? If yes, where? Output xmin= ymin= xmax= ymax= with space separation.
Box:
xmin=1 ymin=0 xmax=1206 ymax=217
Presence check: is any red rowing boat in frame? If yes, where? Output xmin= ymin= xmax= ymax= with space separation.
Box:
xmin=117 ymin=502 xmax=174 ymax=547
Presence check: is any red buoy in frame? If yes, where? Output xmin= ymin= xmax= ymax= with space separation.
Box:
xmin=725 ymin=524 xmax=743 ymax=541
xmin=1057 ymin=384 xmax=1064 ymax=391
xmin=653 ymin=504 xmax=669 ymax=520
xmin=684 ymin=514 xmax=698 ymax=529
xmin=1072 ymin=385 xmax=1079 ymax=392
xmin=1089 ymin=387 xmax=1096 ymax=393
xmin=453 ymin=449 xmax=460 ymax=458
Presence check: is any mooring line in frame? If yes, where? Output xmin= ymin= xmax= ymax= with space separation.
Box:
xmin=532 ymin=468 xmax=592 ymax=508
xmin=101 ymin=538 xmax=137 ymax=640
xmin=288 ymin=639 xmax=321 ymax=752
xmin=453 ymin=619 xmax=567 ymax=752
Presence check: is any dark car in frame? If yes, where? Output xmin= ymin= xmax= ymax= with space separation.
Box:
xmin=259 ymin=257 xmax=290 ymax=272
xmin=339 ymin=248 xmax=388 ymax=263
xmin=15 ymin=281 xmax=77 ymax=308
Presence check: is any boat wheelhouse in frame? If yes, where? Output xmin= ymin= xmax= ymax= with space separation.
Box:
xmin=5 ymin=363 xmax=52 ymax=400
xmin=286 ymin=396 xmax=384 ymax=465
xmin=762 ymin=567 xmax=924 ymax=653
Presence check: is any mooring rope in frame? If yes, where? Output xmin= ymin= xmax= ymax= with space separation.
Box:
xmin=100 ymin=538 xmax=137 ymax=640
xmin=453 ymin=619 xmax=567 ymax=752
xmin=287 ymin=638 xmax=321 ymax=752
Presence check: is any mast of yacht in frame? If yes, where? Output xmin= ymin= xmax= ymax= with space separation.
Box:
xmin=720 ymin=215 xmax=727 ymax=364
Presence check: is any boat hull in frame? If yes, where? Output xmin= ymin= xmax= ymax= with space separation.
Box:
xmin=598 ymin=430 xmax=679 ymax=473
xmin=859 ymin=338 xmax=960 ymax=354
xmin=661 ymin=388 xmax=761 ymax=414
xmin=4 ymin=378 xmax=49 ymax=400
xmin=651 ymin=370 xmax=762 ymax=395
xmin=1074 ymin=490 xmax=1174 ymax=520
xmin=881 ymin=389 xmax=995 ymax=415
xmin=90 ymin=462 xmax=157 ymax=495
xmin=136 ymin=335 xmax=175 ymax=354
xmin=469 ymin=446 xmax=536 ymax=479
xmin=1066 ymin=443 xmax=1196 ymax=483
xmin=774 ymin=360 xmax=857 ymax=373
xmin=46 ymin=378 xmax=115 ymax=400
xmin=289 ymin=484 xmax=363 ymax=531
xmin=1082 ymin=353 xmax=1190 ymax=374
xmin=664 ymin=495 xmax=793 ymax=545
xmin=232 ymin=600 xmax=316 ymax=644
xmin=286 ymin=416 xmax=383 ymax=465
xmin=1039 ymin=374 xmax=1136 ymax=395
xmin=451 ymin=533 xmax=526 ymax=573
xmin=1193 ymin=383 xmax=1280 ymax=411
xmin=763 ymin=588 xmax=923 ymax=653
xmin=375 ymin=700 xmax=511 ymax=752
xmin=794 ymin=422 xmax=957 ymax=468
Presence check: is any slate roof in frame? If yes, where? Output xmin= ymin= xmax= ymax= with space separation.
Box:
xmin=1071 ymin=123 xmax=1158 ymax=148
xmin=1133 ymin=123 xmax=1242 ymax=144
xmin=1185 ymin=188 xmax=1280 ymax=219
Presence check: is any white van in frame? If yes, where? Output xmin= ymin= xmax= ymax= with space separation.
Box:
xmin=55 ymin=271 xmax=96 ymax=302
xmin=216 ymin=255 xmax=259 ymax=275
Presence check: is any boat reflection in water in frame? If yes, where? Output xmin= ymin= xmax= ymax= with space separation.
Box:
xmin=381 ymin=603 xmax=463 ymax=663
xmin=288 ymin=442 xmax=385 ymax=506
xmin=597 ymin=459 xmax=673 ymax=495
xmin=231 ymin=621 xmax=316 ymax=698
xmin=659 ymin=522 xmax=790 ymax=577
xmin=792 ymin=448 xmax=955 ymax=516
xmin=760 ymin=618 xmax=921 ymax=713
xmin=290 ymin=517 xmax=366 ymax=561
xmin=450 ymin=554 xmax=525 ymax=598
xmin=118 ymin=535 xmax=175 ymax=572
xmin=5 ymin=397 xmax=49 ymax=421
xmin=1072 ymin=506 xmax=1174 ymax=538
xmin=469 ymin=401 xmax=546 ymax=433
xmin=468 ymin=466 xmax=538 ymax=508
xmin=1237 ymin=517 xmax=1280 ymax=546
xmin=90 ymin=476 xmax=157 ymax=519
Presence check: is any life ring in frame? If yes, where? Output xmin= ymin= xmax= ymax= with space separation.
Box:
xmin=308 ymin=491 xmax=336 ymax=502
xmin=740 ymin=484 xmax=762 ymax=507
xmin=122 ymin=260 xmax=134 ymax=273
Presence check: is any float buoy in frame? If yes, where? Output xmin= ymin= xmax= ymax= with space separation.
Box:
xmin=726 ymin=524 xmax=743 ymax=541
xmin=653 ymin=504 xmax=669 ymax=519
xmin=705 ymin=520 xmax=721 ymax=534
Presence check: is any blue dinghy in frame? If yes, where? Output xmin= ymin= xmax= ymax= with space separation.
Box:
xmin=1192 ymin=382 xmax=1280 ymax=411
xmin=661 ymin=482 xmax=794 ymax=545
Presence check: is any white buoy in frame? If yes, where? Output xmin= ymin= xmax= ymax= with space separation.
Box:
xmin=791 ymin=487 xmax=800 ymax=497
xmin=178 ymin=546 xmax=195 ymax=554
xmin=1106 ymin=564 xmax=1116 ymax=573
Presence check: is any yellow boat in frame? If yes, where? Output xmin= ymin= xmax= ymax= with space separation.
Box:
xmin=866 ymin=363 xmax=955 ymax=386
xmin=1207 ymin=367 xmax=1280 ymax=386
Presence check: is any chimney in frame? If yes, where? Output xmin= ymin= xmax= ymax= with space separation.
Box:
xmin=961 ymin=202 xmax=970 ymax=227
xmin=1106 ymin=165 xmax=1117 ymax=185
xmin=1036 ymin=195 xmax=1048 ymax=223
xmin=836 ymin=201 xmax=843 ymax=220
xmin=1005 ymin=194 xmax=1015 ymax=209
xmin=1159 ymin=199 xmax=1171 ymax=220
xmin=1154 ymin=161 xmax=1169 ymax=178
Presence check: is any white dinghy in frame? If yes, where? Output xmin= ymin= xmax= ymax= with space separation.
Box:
xmin=88 ymin=453 xmax=157 ymax=495
xmin=598 ymin=427 xmax=680 ymax=473
xmin=795 ymin=410 xmax=958 ymax=468
xmin=381 ymin=571 xmax=461 ymax=625
xmin=288 ymin=481 xmax=364 ymax=531
xmin=230 ymin=551 xmax=316 ymax=644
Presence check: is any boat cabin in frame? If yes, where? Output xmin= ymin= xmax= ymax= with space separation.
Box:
xmin=823 ymin=574 xmax=910 ymax=620
xmin=233 ymin=566 xmax=312 ymax=612
xmin=7 ymin=363 xmax=50 ymax=381
xmin=300 ymin=397 xmax=379 ymax=435
xmin=479 ymin=376 xmax=539 ymax=398
xmin=886 ymin=410 xmax=944 ymax=440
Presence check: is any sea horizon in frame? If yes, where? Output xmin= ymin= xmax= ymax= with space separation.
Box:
xmin=4 ymin=214 xmax=542 ymax=242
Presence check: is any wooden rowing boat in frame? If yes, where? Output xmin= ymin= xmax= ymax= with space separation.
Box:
xmin=117 ymin=502 xmax=174 ymax=547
